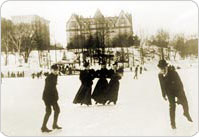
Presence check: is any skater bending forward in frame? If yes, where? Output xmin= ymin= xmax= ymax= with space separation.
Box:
xmin=157 ymin=59 xmax=192 ymax=129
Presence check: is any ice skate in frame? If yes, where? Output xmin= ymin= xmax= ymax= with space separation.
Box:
xmin=53 ymin=125 xmax=62 ymax=130
xmin=41 ymin=127 xmax=52 ymax=133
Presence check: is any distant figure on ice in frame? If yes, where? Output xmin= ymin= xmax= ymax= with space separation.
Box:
xmin=157 ymin=59 xmax=193 ymax=129
xmin=73 ymin=61 xmax=95 ymax=106
xmin=92 ymin=61 xmax=109 ymax=105
xmin=1 ymin=72 xmax=4 ymax=78
xmin=106 ymin=62 xmax=123 ymax=105
xmin=133 ymin=65 xmax=139 ymax=79
xmin=140 ymin=66 xmax=142 ymax=74
xmin=41 ymin=64 xmax=62 ymax=133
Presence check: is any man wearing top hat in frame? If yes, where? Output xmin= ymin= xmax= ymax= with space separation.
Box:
xmin=157 ymin=59 xmax=192 ymax=129
xmin=41 ymin=64 xmax=62 ymax=132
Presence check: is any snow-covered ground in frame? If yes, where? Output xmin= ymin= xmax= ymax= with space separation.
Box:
xmin=1 ymin=67 xmax=198 ymax=136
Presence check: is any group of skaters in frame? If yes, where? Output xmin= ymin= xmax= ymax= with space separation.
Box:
xmin=73 ymin=60 xmax=124 ymax=106
xmin=40 ymin=59 xmax=193 ymax=133
xmin=41 ymin=60 xmax=123 ymax=133
xmin=1 ymin=71 xmax=25 ymax=78
xmin=32 ymin=71 xmax=44 ymax=79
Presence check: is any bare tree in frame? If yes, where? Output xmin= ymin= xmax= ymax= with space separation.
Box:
xmin=1 ymin=18 xmax=14 ymax=65
xmin=172 ymin=34 xmax=198 ymax=59
xmin=171 ymin=34 xmax=185 ymax=60
xmin=149 ymin=29 xmax=170 ymax=59
xmin=8 ymin=23 xmax=37 ymax=63
xmin=21 ymin=30 xmax=36 ymax=63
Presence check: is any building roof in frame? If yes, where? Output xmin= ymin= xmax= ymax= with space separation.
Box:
xmin=67 ymin=10 xmax=132 ymax=28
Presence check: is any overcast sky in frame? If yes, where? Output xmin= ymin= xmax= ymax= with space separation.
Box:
xmin=1 ymin=1 xmax=198 ymax=47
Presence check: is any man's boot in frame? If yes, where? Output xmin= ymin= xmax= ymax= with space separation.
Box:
xmin=41 ymin=127 xmax=52 ymax=133
xmin=171 ymin=120 xmax=176 ymax=129
xmin=53 ymin=113 xmax=62 ymax=130
xmin=52 ymin=124 xmax=62 ymax=130
xmin=171 ymin=124 xmax=176 ymax=129
xmin=41 ymin=112 xmax=51 ymax=132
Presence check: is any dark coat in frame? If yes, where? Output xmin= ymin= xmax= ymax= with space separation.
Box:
xmin=106 ymin=71 xmax=121 ymax=102
xmin=42 ymin=73 xmax=58 ymax=105
xmin=73 ymin=69 xmax=95 ymax=105
xmin=91 ymin=68 xmax=109 ymax=104
xmin=158 ymin=66 xmax=184 ymax=98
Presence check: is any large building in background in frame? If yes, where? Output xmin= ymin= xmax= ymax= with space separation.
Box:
xmin=66 ymin=10 xmax=133 ymax=48
xmin=11 ymin=15 xmax=50 ymax=48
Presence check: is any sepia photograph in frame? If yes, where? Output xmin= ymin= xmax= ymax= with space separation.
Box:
xmin=0 ymin=1 xmax=198 ymax=136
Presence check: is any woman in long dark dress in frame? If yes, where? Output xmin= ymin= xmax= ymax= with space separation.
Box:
xmin=73 ymin=62 xmax=95 ymax=106
xmin=91 ymin=62 xmax=109 ymax=105
xmin=106 ymin=64 xmax=123 ymax=105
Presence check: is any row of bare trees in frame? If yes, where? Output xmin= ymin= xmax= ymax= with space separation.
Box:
xmin=67 ymin=33 xmax=140 ymax=50
xmin=148 ymin=29 xmax=198 ymax=60
xmin=1 ymin=18 xmax=50 ymax=65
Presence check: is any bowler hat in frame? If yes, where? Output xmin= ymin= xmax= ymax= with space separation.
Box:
xmin=157 ymin=59 xmax=168 ymax=68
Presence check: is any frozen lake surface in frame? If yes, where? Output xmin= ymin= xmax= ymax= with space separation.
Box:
xmin=1 ymin=68 xmax=198 ymax=136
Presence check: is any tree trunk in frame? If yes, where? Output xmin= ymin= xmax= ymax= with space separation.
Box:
xmin=174 ymin=50 xmax=177 ymax=60
xmin=38 ymin=50 xmax=42 ymax=67
xmin=132 ymin=50 xmax=135 ymax=67
xmin=5 ymin=49 xmax=8 ymax=66
xmin=24 ymin=52 xmax=29 ymax=63
xmin=161 ymin=47 xmax=164 ymax=60
xmin=167 ymin=48 xmax=170 ymax=60
xmin=24 ymin=57 xmax=28 ymax=63
xmin=127 ymin=48 xmax=129 ymax=67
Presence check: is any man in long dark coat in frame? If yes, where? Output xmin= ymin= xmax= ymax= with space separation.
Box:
xmin=157 ymin=59 xmax=192 ymax=129
xmin=41 ymin=64 xmax=62 ymax=132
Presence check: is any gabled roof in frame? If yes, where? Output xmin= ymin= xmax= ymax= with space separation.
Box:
xmin=67 ymin=10 xmax=132 ymax=29
xmin=94 ymin=9 xmax=104 ymax=18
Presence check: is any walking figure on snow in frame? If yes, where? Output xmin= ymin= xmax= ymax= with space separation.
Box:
xmin=157 ymin=59 xmax=193 ymax=129
xmin=41 ymin=64 xmax=62 ymax=133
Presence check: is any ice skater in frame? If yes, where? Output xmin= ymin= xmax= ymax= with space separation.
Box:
xmin=106 ymin=62 xmax=123 ymax=105
xmin=41 ymin=64 xmax=62 ymax=133
xmin=73 ymin=61 xmax=95 ymax=106
xmin=140 ymin=66 xmax=142 ymax=74
xmin=91 ymin=61 xmax=109 ymax=105
xmin=133 ymin=65 xmax=139 ymax=79
xmin=157 ymin=59 xmax=193 ymax=129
